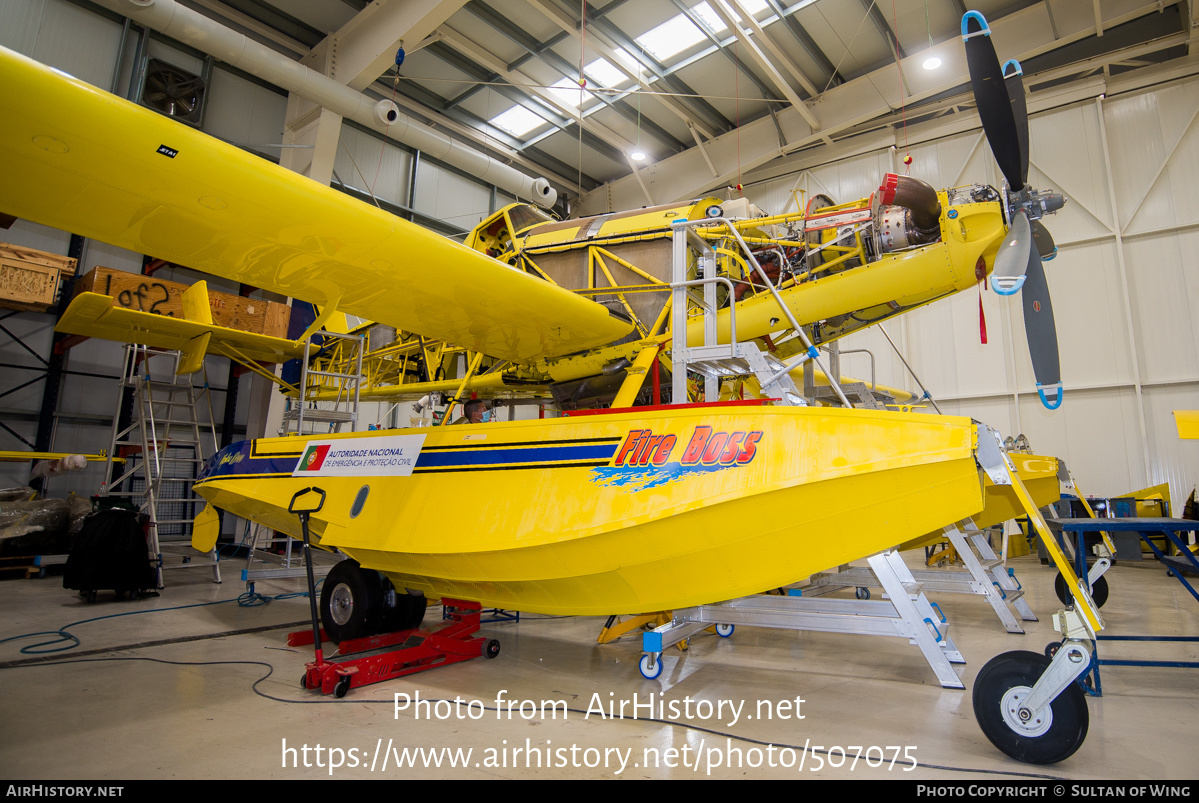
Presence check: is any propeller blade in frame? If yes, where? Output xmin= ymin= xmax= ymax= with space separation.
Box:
xmin=1029 ymin=218 xmax=1058 ymax=260
xmin=962 ymin=11 xmax=1027 ymax=189
xmin=991 ymin=210 xmax=1031 ymax=294
xmin=1003 ymin=59 xmax=1029 ymax=190
xmin=1021 ymin=249 xmax=1062 ymax=410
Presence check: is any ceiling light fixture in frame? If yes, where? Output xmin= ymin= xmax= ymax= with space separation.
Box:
xmin=631 ymin=149 xmax=646 ymax=161
xmin=920 ymin=1 xmax=939 ymax=71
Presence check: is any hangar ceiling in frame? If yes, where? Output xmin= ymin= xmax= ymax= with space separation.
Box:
xmin=132 ymin=0 xmax=1199 ymax=209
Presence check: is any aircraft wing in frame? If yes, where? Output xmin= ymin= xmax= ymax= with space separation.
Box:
xmin=0 ymin=47 xmax=632 ymax=363
xmin=58 ymin=291 xmax=307 ymax=367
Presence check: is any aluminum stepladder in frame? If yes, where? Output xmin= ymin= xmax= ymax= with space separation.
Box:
xmin=101 ymin=344 xmax=220 ymax=587
xmin=807 ymin=518 xmax=1038 ymax=634
xmin=639 ymin=549 xmax=967 ymax=688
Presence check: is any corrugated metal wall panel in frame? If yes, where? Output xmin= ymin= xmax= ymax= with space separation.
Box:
xmin=413 ymin=161 xmax=492 ymax=230
xmin=1 ymin=0 xmax=121 ymax=90
xmin=204 ymin=68 xmax=287 ymax=155
xmin=332 ymin=124 xmax=413 ymax=208
xmin=1125 ymin=233 xmax=1199 ymax=383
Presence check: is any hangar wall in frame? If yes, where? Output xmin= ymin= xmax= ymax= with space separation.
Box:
xmin=739 ymin=76 xmax=1199 ymax=505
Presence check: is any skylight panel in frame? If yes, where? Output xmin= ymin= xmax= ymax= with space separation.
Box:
xmin=548 ymin=77 xmax=593 ymax=108
xmin=490 ymin=105 xmax=546 ymax=137
xmin=692 ymin=0 xmax=771 ymax=34
xmin=691 ymin=2 xmax=728 ymax=34
xmin=583 ymin=58 xmax=629 ymax=88
xmin=635 ymin=13 xmax=706 ymax=62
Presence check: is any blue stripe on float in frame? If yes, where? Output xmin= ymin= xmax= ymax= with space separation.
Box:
xmin=416 ymin=443 xmax=618 ymax=468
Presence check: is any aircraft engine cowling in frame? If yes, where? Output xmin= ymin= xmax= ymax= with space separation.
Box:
xmin=874 ymin=173 xmax=943 ymax=255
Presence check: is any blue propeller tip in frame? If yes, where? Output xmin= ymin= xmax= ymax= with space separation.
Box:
xmin=991 ymin=274 xmax=1025 ymax=295
xmin=1037 ymin=383 xmax=1063 ymax=410
xmin=961 ymin=11 xmax=990 ymax=39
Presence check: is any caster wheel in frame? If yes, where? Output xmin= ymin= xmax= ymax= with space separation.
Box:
xmin=333 ymin=675 xmax=351 ymax=699
xmin=484 ymin=639 xmax=501 ymax=659
xmin=300 ymin=672 xmax=309 ymax=690
xmin=639 ymin=653 xmax=663 ymax=680
xmin=715 ymin=623 xmax=734 ymax=638
xmin=973 ymin=650 xmax=1088 ymax=764
xmin=1054 ymin=572 xmax=1108 ymax=608
xmin=855 ymin=587 xmax=870 ymax=600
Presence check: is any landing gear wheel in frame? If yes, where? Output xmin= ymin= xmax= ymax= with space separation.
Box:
xmin=715 ymin=623 xmax=734 ymax=638
xmin=333 ymin=675 xmax=351 ymax=699
xmin=639 ymin=653 xmax=663 ymax=680
xmin=855 ymin=587 xmax=870 ymax=600
xmin=484 ymin=639 xmax=501 ymax=659
xmin=320 ymin=559 xmax=383 ymax=643
xmin=382 ymin=589 xmax=426 ymax=633
xmin=1054 ymin=572 xmax=1108 ymax=608
xmin=973 ymin=650 xmax=1088 ymax=765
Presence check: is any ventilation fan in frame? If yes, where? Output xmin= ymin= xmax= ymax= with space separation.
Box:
xmin=140 ymin=58 xmax=206 ymax=126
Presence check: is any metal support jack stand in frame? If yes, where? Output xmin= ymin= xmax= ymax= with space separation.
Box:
xmin=288 ymin=488 xmax=501 ymax=698
xmin=639 ymin=550 xmax=965 ymax=688
xmin=809 ymin=519 xmax=1037 ymax=633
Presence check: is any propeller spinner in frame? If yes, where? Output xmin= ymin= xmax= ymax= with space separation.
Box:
xmin=962 ymin=10 xmax=1065 ymax=410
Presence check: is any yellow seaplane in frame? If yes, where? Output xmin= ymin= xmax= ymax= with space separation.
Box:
xmin=0 ymin=8 xmax=1098 ymax=765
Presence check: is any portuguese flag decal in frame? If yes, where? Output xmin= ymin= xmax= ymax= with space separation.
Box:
xmin=297 ymin=444 xmax=331 ymax=473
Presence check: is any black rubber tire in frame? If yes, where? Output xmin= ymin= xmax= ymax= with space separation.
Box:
xmin=1054 ymin=571 xmax=1109 ymax=608
xmin=333 ymin=675 xmax=351 ymax=699
xmin=381 ymin=589 xmax=427 ymax=633
xmin=300 ymin=673 xmax=309 ymax=690
xmin=484 ymin=639 xmax=501 ymax=659
xmin=973 ymin=650 xmax=1089 ymax=765
xmin=320 ymin=559 xmax=383 ymax=643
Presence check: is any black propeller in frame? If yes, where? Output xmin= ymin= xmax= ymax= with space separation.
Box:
xmin=963 ymin=10 xmax=1064 ymax=410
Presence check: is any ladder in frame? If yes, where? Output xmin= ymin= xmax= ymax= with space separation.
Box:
xmin=281 ymin=330 xmax=365 ymax=436
xmin=100 ymin=345 xmax=221 ymax=587
xmin=667 ymin=217 xmax=849 ymax=407
xmin=641 ymin=550 xmax=966 ymax=688
xmin=806 ymin=522 xmax=1037 ymax=634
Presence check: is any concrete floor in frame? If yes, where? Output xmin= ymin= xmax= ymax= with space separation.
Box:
xmin=0 ymin=549 xmax=1195 ymax=780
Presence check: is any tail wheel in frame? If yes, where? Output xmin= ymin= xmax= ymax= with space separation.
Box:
xmin=320 ymin=559 xmax=383 ymax=643
xmin=973 ymin=650 xmax=1088 ymax=765
xmin=1054 ymin=571 xmax=1108 ymax=608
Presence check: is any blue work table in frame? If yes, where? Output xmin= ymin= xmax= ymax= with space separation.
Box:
xmin=1053 ymin=517 xmax=1199 ymax=695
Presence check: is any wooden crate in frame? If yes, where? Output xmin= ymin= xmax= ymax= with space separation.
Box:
xmin=0 ymin=242 xmax=78 ymax=313
xmin=73 ymin=266 xmax=290 ymax=339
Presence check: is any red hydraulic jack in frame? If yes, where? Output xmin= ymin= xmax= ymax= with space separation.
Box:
xmin=287 ymin=487 xmax=501 ymax=698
